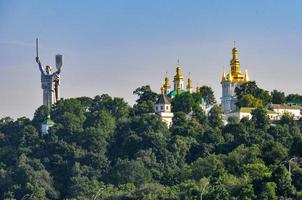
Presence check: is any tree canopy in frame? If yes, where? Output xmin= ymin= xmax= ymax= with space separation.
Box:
xmin=1 ymin=85 xmax=302 ymax=199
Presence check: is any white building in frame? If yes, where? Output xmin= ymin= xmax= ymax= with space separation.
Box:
xmin=221 ymin=47 xmax=249 ymax=114
xmin=269 ymin=104 xmax=302 ymax=120
xmin=155 ymin=94 xmax=174 ymax=128
xmin=225 ymin=107 xmax=279 ymax=121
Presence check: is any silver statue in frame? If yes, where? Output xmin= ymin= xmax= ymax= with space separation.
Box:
xmin=35 ymin=38 xmax=62 ymax=109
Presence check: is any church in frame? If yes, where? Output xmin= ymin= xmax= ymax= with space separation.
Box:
xmin=159 ymin=62 xmax=194 ymax=97
xmin=221 ymin=46 xmax=250 ymax=114
xmin=155 ymin=63 xmax=205 ymax=127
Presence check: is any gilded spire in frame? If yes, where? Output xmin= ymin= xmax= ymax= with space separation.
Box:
xmin=195 ymin=82 xmax=200 ymax=93
xmin=174 ymin=62 xmax=184 ymax=81
xmin=222 ymin=45 xmax=248 ymax=83
xmin=163 ymin=76 xmax=171 ymax=89
xmin=231 ymin=47 xmax=240 ymax=75
xmin=186 ymin=73 xmax=193 ymax=90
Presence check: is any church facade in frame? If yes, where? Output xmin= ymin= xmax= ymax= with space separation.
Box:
xmin=160 ymin=63 xmax=194 ymax=97
xmin=155 ymin=63 xmax=205 ymax=127
xmin=221 ymin=47 xmax=250 ymax=114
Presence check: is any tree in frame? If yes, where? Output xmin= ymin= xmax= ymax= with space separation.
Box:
xmin=235 ymin=81 xmax=271 ymax=107
xmin=238 ymin=184 xmax=256 ymax=200
xmin=238 ymin=94 xmax=263 ymax=108
xmin=192 ymin=154 xmax=225 ymax=179
xmin=261 ymin=141 xmax=288 ymax=165
xmin=171 ymin=92 xmax=195 ymax=114
xmin=286 ymin=93 xmax=302 ymax=103
xmin=200 ymin=85 xmax=216 ymax=106
xmin=271 ymin=90 xmax=286 ymax=104
xmin=51 ymin=98 xmax=86 ymax=132
xmin=272 ymin=165 xmax=295 ymax=198
xmin=108 ymin=159 xmax=152 ymax=186
xmin=133 ymin=85 xmax=158 ymax=104
xmin=251 ymin=108 xmax=270 ymax=130
xmin=208 ymin=105 xmax=224 ymax=128
xmin=279 ymin=112 xmax=295 ymax=127
xmin=259 ymin=182 xmax=277 ymax=200
xmin=32 ymin=105 xmax=49 ymax=130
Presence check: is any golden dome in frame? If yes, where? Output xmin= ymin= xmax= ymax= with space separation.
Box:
xmin=186 ymin=76 xmax=193 ymax=89
xmin=195 ymin=86 xmax=200 ymax=93
xmin=163 ymin=77 xmax=171 ymax=89
xmin=174 ymin=65 xmax=184 ymax=81
xmin=160 ymin=86 xmax=164 ymax=94
xmin=222 ymin=47 xmax=249 ymax=83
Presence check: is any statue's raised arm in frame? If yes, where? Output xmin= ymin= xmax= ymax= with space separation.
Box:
xmin=35 ymin=38 xmax=45 ymax=75
xmin=36 ymin=56 xmax=45 ymax=75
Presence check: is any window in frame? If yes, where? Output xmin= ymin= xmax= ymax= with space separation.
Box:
xmin=161 ymin=106 xmax=164 ymax=110
xmin=166 ymin=106 xmax=169 ymax=110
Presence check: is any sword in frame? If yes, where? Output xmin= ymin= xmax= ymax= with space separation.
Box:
xmin=36 ymin=38 xmax=39 ymax=58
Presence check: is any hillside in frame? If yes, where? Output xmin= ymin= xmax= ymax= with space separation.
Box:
xmin=1 ymin=85 xmax=302 ymax=200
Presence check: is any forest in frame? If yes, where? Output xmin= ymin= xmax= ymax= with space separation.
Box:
xmin=1 ymin=82 xmax=302 ymax=200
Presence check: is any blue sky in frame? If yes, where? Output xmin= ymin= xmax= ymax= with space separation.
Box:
xmin=1 ymin=0 xmax=302 ymax=118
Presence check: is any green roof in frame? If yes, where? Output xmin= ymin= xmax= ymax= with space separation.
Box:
xmin=43 ymin=118 xmax=55 ymax=125
xmin=286 ymin=100 xmax=302 ymax=105
xmin=168 ymin=89 xmax=186 ymax=97
xmin=199 ymin=96 xmax=205 ymax=104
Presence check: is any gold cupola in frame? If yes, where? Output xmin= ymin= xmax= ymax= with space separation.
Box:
xmin=163 ymin=76 xmax=171 ymax=90
xmin=186 ymin=76 xmax=193 ymax=90
xmin=195 ymin=86 xmax=200 ymax=93
xmin=160 ymin=86 xmax=164 ymax=94
xmin=174 ymin=64 xmax=184 ymax=81
xmin=223 ymin=46 xmax=249 ymax=83
xmin=231 ymin=47 xmax=241 ymax=75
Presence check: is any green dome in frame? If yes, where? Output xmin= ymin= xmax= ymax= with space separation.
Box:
xmin=168 ymin=89 xmax=186 ymax=97
xmin=43 ymin=118 xmax=55 ymax=126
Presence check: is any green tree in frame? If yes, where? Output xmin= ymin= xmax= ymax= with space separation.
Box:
xmin=271 ymin=90 xmax=286 ymax=104
xmin=251 ymin=108 xmax=270 ymax=130
xmin=108 ymin=159 xmax=152 ymax=186
xmin=133 ymin=85 xmax=158 ymax=104
xmin=200 ymin=85 xmax=216 ymax=106
xmin=272 ymin=165 xmax=295 ymax=198
xmin=32 ymin=105 xmax=49 ymax=130
xmin=208 ymin=105 xmax=224 ymax=128
xmin=259 ymin=182 xmax=277 ymax=200
xmin=235 ymin=81 xmax=271 ymax=107
xmin=171 ymin=92 xmax=195 ymax=114
xmin=286 ymin=93 xmax=302 ymax=103
xmin=238 ymin=94 xmax=263 ymax=108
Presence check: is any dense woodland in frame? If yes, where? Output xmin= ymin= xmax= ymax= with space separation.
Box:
xmin=1 ymin=83 xmax=302 ymax=200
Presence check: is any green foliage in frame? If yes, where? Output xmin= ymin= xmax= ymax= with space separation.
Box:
xmin=132 ymin=85 xmax=158 ymax=115
xmin=200 ymin=85 xmax=216 ymax=106
xmin=238 ymin=94 xmax=263 ymax=108
xmin=1 ymin=88 xmax=302 ymax=199
xmin=286 ymin=93 xmax=302 ymax=104
xmin=32 ymin=105 xmax=49 ymax=130
xmin=251 ymin=107 xmax=270 ymax=130
xmin=235 ymin=81 xmax=271 ymax=107
xmin=271 ymin=90 xmax=286 ymax=104
xmin=108 ymin=159 xmax=152 ymax=186
xmin=172 ymin=92 xmax=195 ymax=114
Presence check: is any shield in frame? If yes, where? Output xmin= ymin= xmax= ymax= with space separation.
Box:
xmin=55 ymin=54 xmax=63 ymax=70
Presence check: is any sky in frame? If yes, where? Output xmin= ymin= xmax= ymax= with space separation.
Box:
xmin=1 ymin=0 xmax=302 ymax=119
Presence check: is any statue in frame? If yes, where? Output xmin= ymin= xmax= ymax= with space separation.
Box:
xmin=35 ymin=38 xmax=62 ymax=109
